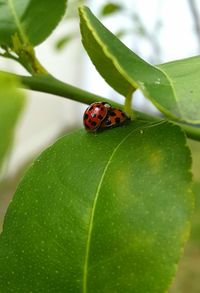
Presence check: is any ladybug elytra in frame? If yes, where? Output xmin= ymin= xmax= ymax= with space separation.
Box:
xmin=100 ymin=107 xmax=129 ymax=129
xmin=83 ymin=102 xmax=111 ymax=132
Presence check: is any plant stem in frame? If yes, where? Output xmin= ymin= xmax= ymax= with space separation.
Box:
xmin=17 ymin=48 xmax=48 ymax=75
xmin=1 ymin=70 xmax=200 ymax=142
xmin=6 ymin=72 xmax=122 ymax=108
xmin=0 ymin=52 xmax=19 ymax=62
xmin=11 ymin=34 xmax=48 ymax=75
xmin=124 ymin=89 xmax=135 ymax=119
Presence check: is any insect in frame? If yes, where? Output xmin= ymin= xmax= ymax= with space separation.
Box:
xmin=100 ymin=107 xmax=129 ymax=129
xmin=83 ymin=102 xmax=111 ymax=132
xmin=83 ymin=102 xmax=129 ymax=132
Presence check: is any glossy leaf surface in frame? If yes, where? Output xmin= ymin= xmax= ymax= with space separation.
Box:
xmin=79 ymin=7 xmax=200 ymax=124
xmin=0 ymin=72 xmax=25 ymax=171
xmin=159 ymin=56 xmax=200 ymax=124
xmin=0 ymin=121 xmax=193 ymax=292
xmin=79 ymin=6 xmax=136 ymax=97
xmin=0 ymin=0 xmax=67 ymax=46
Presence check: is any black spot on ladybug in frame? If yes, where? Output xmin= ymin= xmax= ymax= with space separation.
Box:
xmin=91 ymin=121 xmax=97 ymax=126
xmin=84 ymin=113 xmax=88 ymax=120
xmin=89 ymin=119 xmax=92 ymax=123
xmin=91 ymin=113 xmax=96 ymax=118
xmin=109 ymin=111 xmax=117 ymax=117
xmin=105 ymin=120 xmax=112 ymax=126
xmin=98 ymin=115 xmax=103 ymax=119
xmin=121 ymin=112 xmax=125 ymax=117
xmin=101 ymin=107 xmax=104 ymax=111
xmin=115 ymin=117 xmax=121 ymax=123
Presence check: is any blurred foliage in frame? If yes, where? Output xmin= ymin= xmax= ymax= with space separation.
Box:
xmin=191 ymin=182 xmax=200 ymax=244
xmin=170 ymin=140 xmax=200 ymax=293
xmin=55 ymin=33 xmax=76 ymax=50
xmin=0 ymin=73 xmax=25 ymax=179
xmin=54 ymin=0 xmax=87 ymax=51
xmin=99 ymin=2 xmax=123 ymax=16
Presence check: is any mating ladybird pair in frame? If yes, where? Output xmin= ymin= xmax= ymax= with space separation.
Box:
xmin=83 ymin=102 xmax=129 ymax=132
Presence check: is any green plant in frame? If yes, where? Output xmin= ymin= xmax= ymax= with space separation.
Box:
xmin=0 ymin=1 xmax=199 ymax=292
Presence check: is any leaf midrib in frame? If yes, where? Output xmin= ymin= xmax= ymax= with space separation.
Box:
xmin=82 ymin=125 xmax=145 ymax=293
xmin=6 ymin=0 xmax=26 ymax=43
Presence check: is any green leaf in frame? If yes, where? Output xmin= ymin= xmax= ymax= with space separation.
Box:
xmin=79 ymin=7 xmax=200 ymax=124
xmin=0 ymin=0 xmax=67 ymax=47
xmin=100 ymin=3 xmax=123 ymax=16
xmin=0 ymin=121 xmax=193 ymax=292
xmin=0 ymin=72 xmax=25 ymax=171
xmin=79 ymin=6 xmax=136 ymax=97
xmin=79 ymin=7 xmax=175 ymax=115
xmin=159 ymin=56 xmax=200 ymax=124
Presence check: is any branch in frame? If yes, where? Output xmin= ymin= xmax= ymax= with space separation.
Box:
xmin=5 ymin=72 xmax=123 ymax=108
xmin=1 ymin=71 xmax=200 ymax=142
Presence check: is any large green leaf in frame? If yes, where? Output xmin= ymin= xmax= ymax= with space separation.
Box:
xmin=0 ymin=0 xmax=67 ymax=47
xmin=79 ymin=6 xmax=200 ymax=124
xmin=0 ymin=72 xmax=25 ymax=171
xmin=0 ymin=121 xmax=193 ymax=292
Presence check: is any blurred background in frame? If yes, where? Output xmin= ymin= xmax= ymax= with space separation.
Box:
xmin=0 ymin=0 xmax=200 ymax=292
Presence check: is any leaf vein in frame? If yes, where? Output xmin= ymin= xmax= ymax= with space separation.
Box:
xmin=82 ymin=124 xmax=148 ymax=293
xmin=6 ymin=0 xmax=27 ymax=43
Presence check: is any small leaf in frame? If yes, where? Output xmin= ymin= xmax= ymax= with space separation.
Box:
xmin=0 ymin=0 xmax=67 ymax=47
xmin=0 ymin=72 xmax=25 ymax=171
xmin=0 ymin=121 xmax=193 ymax=292
xmin=100 ymin=3 xmax=123 ymax=16
xmin=79 ymin=7 xmax=200 ymax=124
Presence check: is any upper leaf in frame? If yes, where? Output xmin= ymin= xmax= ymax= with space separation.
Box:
xmin=0 ymin=121 xmax=193 ymax=292
xmin=0 ymin=72 xmax=25 ymax=171
xmin=0 ymin=0 xmax=67 ymax=47
xmin=79 ymin=6 xmax=136 ymax=97
xmin=159 ymin=56 xmax=200 ymax=124
xmin=79 ymin=6 xmax=200 ymax=124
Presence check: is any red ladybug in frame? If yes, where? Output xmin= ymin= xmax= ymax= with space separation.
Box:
xmin=100 ymin=107 xmax=129 ymax=129
xmin=83 ymin=102 xmax=111 ymax=132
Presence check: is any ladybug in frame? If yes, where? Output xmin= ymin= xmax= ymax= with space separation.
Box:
xmin=83 ymin=102 xmax=111 ymax=132
xmin=100 ymin=107 xmax=129 ymax=129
